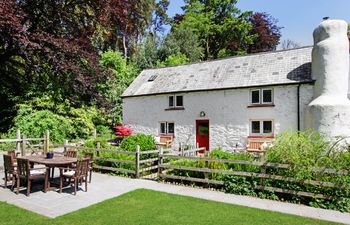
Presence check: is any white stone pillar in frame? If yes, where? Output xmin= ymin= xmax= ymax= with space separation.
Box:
xmin=306 ymin=19 xmax=350 ymax=138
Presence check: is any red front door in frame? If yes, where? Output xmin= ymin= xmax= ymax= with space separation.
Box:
xmin=196 ymin=120 xmax=209 ymax=152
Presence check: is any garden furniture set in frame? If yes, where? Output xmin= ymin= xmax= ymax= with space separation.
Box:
xmin=2 ymin=149 xmax=93 ymax=196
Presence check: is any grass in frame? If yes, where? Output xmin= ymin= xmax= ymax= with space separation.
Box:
xmin=0 ymin=189 xmax=340 ymax=225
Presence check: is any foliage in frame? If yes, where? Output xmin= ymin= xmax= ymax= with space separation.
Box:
xmin=9 ymin=110 xmax=74 ymax=143
xmin=247 ymin=12 xmax=282 ymax=53
xmin=132 ymin=33 xmax=161 ymax=70
xmin=96 ymin=125 xmax=112 ymax=137
xmin=8 ymin=95 xmax=108 ymax=142
xmin=99 ymin=50 xmax=139 ymax=123
xmin=175 ymin=0 xmax=255 ymax=59
xmin=120 ymin=134 xmax=156 ymax=152
xmin=167 ymin=133 xmax=350 ymax=212
xmin=158 ymin=28 xmax=203 ymax=62
xmin=157 ymin=53 xmax=189 ymax=67
xmin=0 ymin=189 xmax=337 ymax=225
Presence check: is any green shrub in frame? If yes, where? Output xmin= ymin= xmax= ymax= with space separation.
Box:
xmin=120 ymin=134 xmax=156 ymax=152
xmin=85 ymin=136 xmax=117 ymax=150
xmin=9 ymin=110 xmax=74 ymax=143
xmin=96 ymin=125 xmax=112 ymax=137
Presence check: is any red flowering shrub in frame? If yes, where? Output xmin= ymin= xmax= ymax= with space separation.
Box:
xmin=113 ymin=125 xmax=132 ymax=137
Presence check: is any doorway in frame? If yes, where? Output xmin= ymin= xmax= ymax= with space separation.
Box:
xmin=196 ymin=120 xmax=209 ymax=152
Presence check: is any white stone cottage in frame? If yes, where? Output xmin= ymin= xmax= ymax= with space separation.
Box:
xmin=122 ymin=20 xmax=350 ymax=151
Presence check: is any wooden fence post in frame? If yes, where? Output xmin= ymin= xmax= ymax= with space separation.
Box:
xmin=204 ymin=152 xmax=209 ymax=186
xmin=260 ymin=153 xmax=266 ymax=187
xmin=16 ymin=129 xmax=21 ymax=155
xmin=158 ymin=147 xmax=163 ymax=180
xmin=64 ymin=140 xmax=68 ymax=153
xmin=21 ymin=134 xmax=26 ymax=156
xmin=93 ymin=129 xmax=97 ymax=138
xmin=96 ymin=142 xmax=100 ymax=157
xmin=44 ymin=130 xmax=49 ymax=154
xmin=135 ymin=145 xmax=140 ymax=178
xmin=180 ymin=142 xmax=184 ymax=156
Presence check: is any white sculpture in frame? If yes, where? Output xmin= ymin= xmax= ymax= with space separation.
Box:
xmin=306 ymin=19 xmax=350 ymax=138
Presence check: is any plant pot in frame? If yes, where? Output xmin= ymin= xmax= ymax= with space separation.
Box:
xmin=46 ymin=152 xmax=54 ymax=159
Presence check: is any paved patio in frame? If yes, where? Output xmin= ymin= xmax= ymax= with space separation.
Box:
xmin=0 ymin=172 xmax=350 ymax=224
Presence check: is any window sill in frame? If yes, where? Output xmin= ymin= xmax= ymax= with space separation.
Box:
xmin=247 ymin=104 xmax=275 ymax=108
xmin=159 ymin=134 xmax=175 ymax=137
xmin=248 ymin=135 xmax=275 ymax=139
xmin=165 ymin=107 xmax=185 ymax=111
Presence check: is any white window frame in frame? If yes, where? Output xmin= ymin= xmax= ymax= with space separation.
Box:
xmin=250 ymin=119 xmax=274 ymax=136
xmin=159 ymin=122 xmax=175 ymax=135
xmin=168 ymin=95 xmax=184 ymax=108
xmin=250 ymin=88 xmax=273 ymax=104
xmin=262 ymin=89 xmax=273 ymax=104
xmin=250 ymin=89 xmax=261 ymax=105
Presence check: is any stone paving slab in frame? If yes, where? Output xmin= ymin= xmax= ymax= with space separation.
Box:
xmin=0 ymin=172 xmax=349 ymax=224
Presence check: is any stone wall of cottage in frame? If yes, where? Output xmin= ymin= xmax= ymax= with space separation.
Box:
xmin=122 ymin=84 xmax=314 ymax=151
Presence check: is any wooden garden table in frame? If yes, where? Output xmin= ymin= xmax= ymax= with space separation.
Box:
xmin=19 ymin=154 xmax=77 ymax=190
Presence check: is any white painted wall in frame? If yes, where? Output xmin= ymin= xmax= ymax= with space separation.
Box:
xmin=123 ymin=84 xmax=314 ymax=150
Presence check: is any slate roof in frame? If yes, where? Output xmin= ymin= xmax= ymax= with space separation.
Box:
xmin=122 ymin=46 xmax=314 ymax=97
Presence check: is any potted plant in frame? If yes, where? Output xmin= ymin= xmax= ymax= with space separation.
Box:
xmin=46 ymin=149 xmax=54 ymax=159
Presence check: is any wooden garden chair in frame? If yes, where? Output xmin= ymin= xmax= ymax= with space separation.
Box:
xmin=3 ymin=155 xmax=17 ymax=190
xmin=16 ymin=158 xmax=48 ymax=196
xmin=84 ymin=153 xmax=94 ymax=183
xmin=65 ymin=149 xmax=77 ymax=158
xmin=59 ymin=158 xmax=89 ymax=195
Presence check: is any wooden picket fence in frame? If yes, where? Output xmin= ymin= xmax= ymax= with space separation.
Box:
xmin=0 ymin=129 xmax=50 ymax=155
xmin=2 ymin=131 xmax=348 ymax=200
xmin=157 ymin=152 xmax=350 ymax=200
xmin=52 ymin=142 xmax=206 ymax=179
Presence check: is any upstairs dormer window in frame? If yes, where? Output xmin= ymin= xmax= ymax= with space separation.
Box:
xmin=168 ymin=95 xmax=183 ymax=108
xmin=250 ymin=88 xmax=273 ymax=105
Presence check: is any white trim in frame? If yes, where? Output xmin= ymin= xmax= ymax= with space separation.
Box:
xmin=168 ymin=95 xmax=184 ymax=108
xmin=250 ymin=88 xmax=274 ymax=105
xmin=159 ymin=121 xmax=175 ymax=135
xmin=249 ymin=119 xmax=274 ymax=136
xmin=262 ymin=89 xmax=273 ymax=104
xmin=250 ymin=89 xmax=261 ymax=104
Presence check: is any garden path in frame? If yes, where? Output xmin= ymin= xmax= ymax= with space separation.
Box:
xmin=0 ymin=172 xmax=349 ymax=224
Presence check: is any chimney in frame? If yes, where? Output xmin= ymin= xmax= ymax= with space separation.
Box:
xmin=306 ymin=19 xmax=350 ymax=138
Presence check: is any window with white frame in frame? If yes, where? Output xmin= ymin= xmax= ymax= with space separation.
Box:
xmin=250 ymin=120 xmax=273 ymax=135
xmin=168 ymin=95 xmax=183 ymax=108
xmin=160 ymin=122 xmax=175 ymax=135
xmin=250 ymin=88 xmax=273 ymax=104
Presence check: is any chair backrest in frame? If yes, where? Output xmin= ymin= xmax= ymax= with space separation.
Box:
xmin=76 ymin=159 xmax=89 ymax=177
xmin=247 ymin=138 xmax=274 ymax=150
xmin=66 ymin=149 xmax=77 ymax=158
xmin=84 ymin=153 xmax=93 ymax=165
xmin=16 ymin=158 xmax=30 ymax=178
xmin=160 ymin=136 xmax=173 ymax=143
xmin=3 ymin=155 xmax=15 ymax=173
xmin=7 ymin=150 xmax=17 ymax=160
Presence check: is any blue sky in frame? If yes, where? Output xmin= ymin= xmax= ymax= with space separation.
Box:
xmin=167 ymin=0 xmax=350 ymax=46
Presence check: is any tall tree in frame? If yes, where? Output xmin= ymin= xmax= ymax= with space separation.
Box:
xmin=0 ymin=0 xmax=106 ymax=130
xmin=248 ymin=12 xmax=282 ymax=53
xmin=99 ymin=0 xmax=169 ymax=58
xmin=159 ymin=28 xmax=203 ymax=62
xmin=175 ymin=0 xmax=255 ymax=59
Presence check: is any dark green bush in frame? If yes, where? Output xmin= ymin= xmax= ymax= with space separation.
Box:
xmin=120 ymin=134 xmax=156 ymax=152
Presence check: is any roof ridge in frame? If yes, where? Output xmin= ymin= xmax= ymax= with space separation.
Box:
xmin=142 ymin=46 xmax=313 ymax=71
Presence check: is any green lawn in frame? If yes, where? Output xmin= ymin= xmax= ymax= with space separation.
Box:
xmin=0 ymin=189 xmax=340 ymax=225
